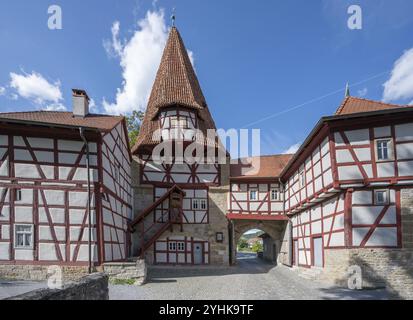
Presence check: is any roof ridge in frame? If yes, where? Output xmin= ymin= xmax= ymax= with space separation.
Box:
xmin=349 ymin=96 xmax=407 ymax=108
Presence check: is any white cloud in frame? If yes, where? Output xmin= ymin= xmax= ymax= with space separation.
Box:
xmin=102 ymin=9 xmax=169 ymax=115
xmin=89 ymin=98 xmax=100 ymax=113
xmin=282 ymin=143 xmax=301 ymax=154
xmin=10 ymin=71 xmax=63 ymax=105
xmin=357 ymin=88 xmax=368 ymax=97
xmin=0 ymin=86 xmax=5 ymax=96
xmin=383 ymin=48 xmax=413 ymax=103
xmin=42 ymin=103 xmax=67 ymax=111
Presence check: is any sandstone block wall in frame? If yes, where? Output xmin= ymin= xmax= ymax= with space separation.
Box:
xmin=0 ymin=264 xmax=97 ymax=282
xmin=6 ymin=273 xmax=109 ymax=300
xmin=103 ymin=259 xmax=147 ymax=285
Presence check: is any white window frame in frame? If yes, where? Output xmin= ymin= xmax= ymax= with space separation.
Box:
xmin=192 ymin=199 xmax=200 ymax=210
xmin=177 ymin=241 xmax=185 ymax=252
xmin=200 ymin=199 xmax=207 ymax=210
xmin=271 ymin=189 xmax=278 ymax=201
xmin=14 ymin=224 xmax=34 ymax=249
xmin=15 ymin=189 xmax=22 ymax=202
xmin=374 ymin=190 xmax=389 ymax=205
xmin=375 ymin=139 xmax=393 ymax=162
xmin=249 ymin=189 xmax=258 ymax=201
xmin=168 ymin=242 xmax=177 ymax=251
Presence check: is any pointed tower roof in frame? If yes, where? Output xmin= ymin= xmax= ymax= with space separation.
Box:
xmin=345 ymin=82 xmax=350 ymax=98
xmin=132 ymin=27 xmax=217 ymax=154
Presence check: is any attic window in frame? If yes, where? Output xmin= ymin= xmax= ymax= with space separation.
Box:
xmin=170 ymin=116 xmax=188 ymax=129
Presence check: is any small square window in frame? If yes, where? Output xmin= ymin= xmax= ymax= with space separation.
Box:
xmin=14 ymin=224 xmax=33 ymax=249
xmin=271 ymin=189 xmax=278 ymax=201
xmin=374 ymin=190 xmax=389 ymax=205
xmin=249 ymin=190 xmax=258 ymax=201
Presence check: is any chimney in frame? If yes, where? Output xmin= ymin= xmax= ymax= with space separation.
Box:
xmin=72 ymin=89 xmax=90 ymax=118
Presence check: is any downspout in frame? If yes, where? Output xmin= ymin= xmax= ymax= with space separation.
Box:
xmin=79 ymin=127 xmax=92 ymax=274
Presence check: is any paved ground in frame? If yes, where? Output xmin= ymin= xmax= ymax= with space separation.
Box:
xmin=110 ymin=253 xmax=390 ymax=300
xmin=0 ymin=280 xmax=46 ymax=300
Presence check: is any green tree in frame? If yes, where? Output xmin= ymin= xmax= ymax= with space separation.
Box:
xmin=125 ymin=110 xmax=145 ymax=146
xmin=251 ymin=241 xmax=263 ymax=253
xmin=238 ymin=238 xmax=249 ymax=251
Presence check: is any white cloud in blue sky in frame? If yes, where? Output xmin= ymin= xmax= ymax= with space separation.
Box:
xmin=9 ymin=71 xmax=66 ymax=111
xmin=102 ymin=9 xmax=169 ymax=115
xmin=383 ymin=47 xmax=413 ymax=103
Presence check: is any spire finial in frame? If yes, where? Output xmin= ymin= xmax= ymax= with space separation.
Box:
xmin=171 ymin=8 xmax=176 ymax=27
xmin=345 ymin=82 xmax=351 ymax=98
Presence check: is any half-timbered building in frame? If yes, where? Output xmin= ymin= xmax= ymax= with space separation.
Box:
xmin=0 ymin=23 xmax=411 ymax=296
xmin=281 ymin=97 xmax=413 ymax=291
xmin=0 ymin=90 xmax=132 ymax=274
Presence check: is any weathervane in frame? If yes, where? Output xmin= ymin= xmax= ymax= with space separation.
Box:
xmin=171 ymin=8 xmax=176 ymax=27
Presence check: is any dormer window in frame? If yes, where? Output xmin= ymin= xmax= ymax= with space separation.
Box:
xmin=170 ymin=116 xmax=188 ymax=129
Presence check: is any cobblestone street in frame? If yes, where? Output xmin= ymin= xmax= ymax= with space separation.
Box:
xmin=110 ymin=253 xmax=390 ymax=300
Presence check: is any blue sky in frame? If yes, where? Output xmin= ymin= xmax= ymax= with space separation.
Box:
xmin=1 ymin=0 xmax=413 ymax=155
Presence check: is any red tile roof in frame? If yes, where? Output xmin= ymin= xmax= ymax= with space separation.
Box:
xmin=132 ymin=27 xmax=217 ymax=154
xmin=230 ymin=154 xmax=294 ymax=180
xmin=0 ymin=111 xmax=124 ymax=131
xmin=335 ymin=96 xmax=409 ymax=115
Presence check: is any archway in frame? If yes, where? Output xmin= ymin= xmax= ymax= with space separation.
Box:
xmin=231 ymin=220 xmax=289 ymax=266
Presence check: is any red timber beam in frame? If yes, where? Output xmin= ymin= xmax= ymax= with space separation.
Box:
xmin=226 ymin=213 xmax=289 ymax=221
xmin=130 ymin=185 xmax=186 ymax=229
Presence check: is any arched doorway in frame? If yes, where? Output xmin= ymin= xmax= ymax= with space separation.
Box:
xmin=231 ymin=220 xmax=290 ymax=266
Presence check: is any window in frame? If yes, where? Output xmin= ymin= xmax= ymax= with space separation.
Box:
xmin=249 ymin=190 xmax=258 ymax=201
xmin=14 ymin=224 xmax=33 ymax=249
xmin=170 ymin=116 xmax=188 ymax=129
xmin=376 ymin=139 xmax=392 ymax=161
xmin=200 ymin=199 xmax=207 ymax=210
xmin=177 ymin=242 xmax=185 ymax=252
xmin=375 ymin=190 xmax=389 ymax=205
xmin=168 ymin=242 xmax=177 ymax=251
xmin=192 ymin=199 xmax=200 ymax=210
xmin=271 ymin=189 xmax=278 ymax=201
xmin=15 ymin=189 xmax=22 ymax=202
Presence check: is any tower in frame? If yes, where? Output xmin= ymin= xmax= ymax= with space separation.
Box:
xmin=130 ymin=27 xmax=230 ymax=266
